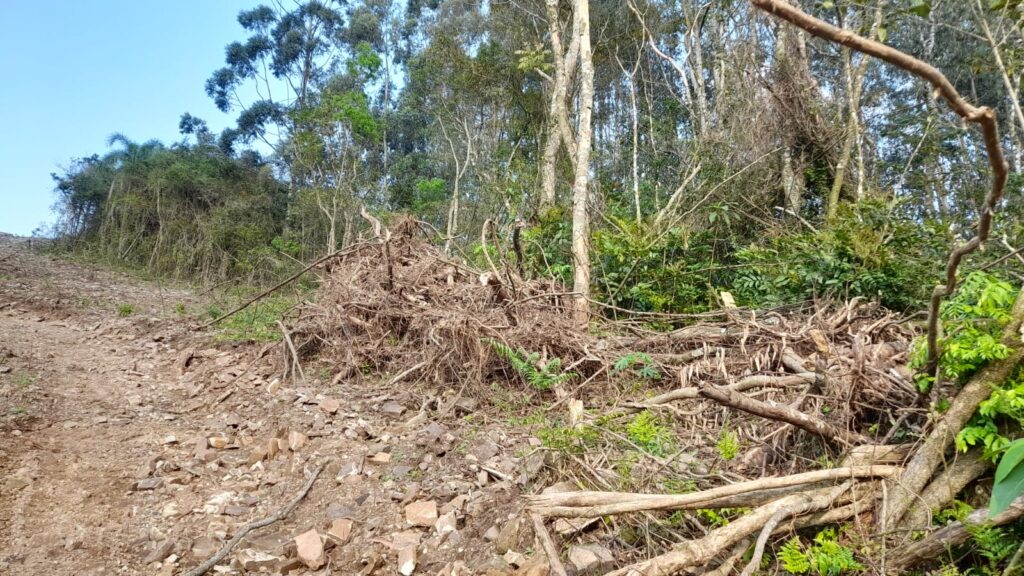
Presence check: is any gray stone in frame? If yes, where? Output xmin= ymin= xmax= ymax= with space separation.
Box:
xmin=567 ymin=544 xmax=615 ymax=575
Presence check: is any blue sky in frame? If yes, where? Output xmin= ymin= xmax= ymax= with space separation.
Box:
xmin=0 ymin=0 xmax=259 ymax=235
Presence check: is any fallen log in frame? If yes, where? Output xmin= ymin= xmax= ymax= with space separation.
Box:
xmin=887 ymin=495 xmax=1024 ymax=573
xmin=901 ymin=448 xmax=990 ymax=530
xmin=528 ymin=466 xmax=897 ymax=518
xmin=604 ymin=484 xmax=852 ymax=576
xmin=698 ymin=383 xmax=869 ymax=446
xmin=610 ymin=373 xmax=815 ymax=416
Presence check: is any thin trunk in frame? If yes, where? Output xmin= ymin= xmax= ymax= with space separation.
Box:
xmin=571 ymin=0 xmax=594 ymax=329
xmin=540 ymin=0 xmax=579 ymax=207
xmin=977 ymin=3 xmax=1024 ymax=133
xmin=828 ymin=4 xmax=884 ymax=219
xmin=616 ymin=50 xmax=642 ymax=225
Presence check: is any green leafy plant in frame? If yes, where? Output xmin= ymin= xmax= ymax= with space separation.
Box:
xmin=626 ymin=411 xmax=672 ymax=456
xmin=117 ymin=303 xmax=135 ymax=317
xmin=907 ymin=272 xmax=1024 ymax=458
xmin=485 ymin=338 xmax=575 ymax=391
xmin=716 ymin=427 xmax=740 ymax=460
xmin=779 ymin=529 xmax=864 ymax=576
xmin=537 ymin=421 xmax=599 ymax=454
xmin=613 ymin=352 xmax=661 ymax=380
xmin=780 ymin=537 xmax=812 ymax=574
xmin=991 ymin=438 xmax=1024 ymax=515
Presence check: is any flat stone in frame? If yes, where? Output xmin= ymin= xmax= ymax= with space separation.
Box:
xmin=483 ymin=526 xmax=500 ymax=541
xmin=142 ymin=540 xmax=174 ymax=564
xmin=470 ymin=441 xmax=500 ymax=462
xmin=160 ymin=502 xmax=182 ymax=518
xmin=135 ymin=478 xmax=164 ymax=491
xmin=327 ymin=518 xmax=353 ymax=544
xmin=277 ymin=557 xmax=305 ymax=575
xmin=208 ymin=435 xmax=229 ymax=449
xmin=294 ymin=529 xmax=324 ymax=570
xmin=382 ymin=401 xmax=406 ymax=416
xmin=320 ymin=397 xmax=341 ymax=414
xmin=405 ymin=500 xmax=438 ymax=527
xmin=495 ymin=516 xmax=524 ymax=554
xmin=503 ymin=550 xmax=526 ymax=568
xmin=435 ymin=511 xmax=457 ymax=535
xmin=567 ymin=544 xmax=615 ymax=576
xmin=191 ymin=536 xmax=219 ymax=558
xmin=392 ymin=530 xmax=422 ymax=549
xmin=236 ymin=549 xmax=278 ymax=571
xmin=222 ymin=505 xmax=250 ymax=517
xmin=326 ymin=502 xmax=357 ymax=520
xmin=398 ymin=545 xmax=417 ymax=575
xmin=287 ymin=431 xmax=307 ymax=452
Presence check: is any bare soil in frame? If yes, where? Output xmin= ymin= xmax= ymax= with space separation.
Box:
xmin=0 ymin=236 xmax=536 ymax=576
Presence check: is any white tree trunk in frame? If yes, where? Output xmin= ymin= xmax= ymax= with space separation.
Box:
xmin=571 ymin=0 xmax=594 ymax=329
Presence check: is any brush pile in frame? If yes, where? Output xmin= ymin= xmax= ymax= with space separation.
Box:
xmin=275 ymin=216 xmax=1024 ymax=574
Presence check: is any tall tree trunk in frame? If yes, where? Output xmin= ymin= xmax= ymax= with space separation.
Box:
xmin=828 ymin=4 xmax=884 ymax=220
xmin=571 ymin=0 xmax=594 ymax=329
xmin=540 ymin=0 xmax=580 ymax=207
xmin=616 ymin=50 xmax=643 ymax=225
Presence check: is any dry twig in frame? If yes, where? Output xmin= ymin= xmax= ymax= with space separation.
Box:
xmin=184 ymin=461 xmax=327 ymax=576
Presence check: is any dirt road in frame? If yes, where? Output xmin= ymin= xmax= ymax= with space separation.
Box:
xmin=0 ymin=237 xmax=534 ymax=575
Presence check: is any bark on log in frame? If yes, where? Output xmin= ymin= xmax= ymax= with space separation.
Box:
xmin=699 ymin=383 xmax=869 ymax=446
xmin=901 ymin=448 xmax=990 ymax=530
xmin=888 ymin=495 xmax=1024 ymax=573
xmin=528 ymin=466 xmax=897 ymax=518
xmin=604 ymin=485 xmax=851 ymax=576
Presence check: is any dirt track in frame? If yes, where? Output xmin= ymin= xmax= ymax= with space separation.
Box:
xmin=0 ymin=236 xmax=535 ymax=576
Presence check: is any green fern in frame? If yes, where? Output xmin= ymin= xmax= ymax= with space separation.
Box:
xmin=779 ymin=529 xmax=863 ymax=576
xmin=780 ymin=537 xmax=810 ymax=575
xmin=485 ymin=338 xmax=576 ymax=390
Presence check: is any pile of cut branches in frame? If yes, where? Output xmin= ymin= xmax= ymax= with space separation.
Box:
xmin=274 ymin=212 xmax=1022 ymax=573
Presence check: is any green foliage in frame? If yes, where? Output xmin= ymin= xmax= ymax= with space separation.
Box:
xmin=912 ymin=272 xmax=1015 ymax=387
xmin=780 ymin=537 xmax=812 ymax=574
xmin=537 ymin=421 xmax=599 ymax=454
xmin=485 ymin=338 xmax=575 ymax=391
xmin=626 ymin=411 xmax=672 ymax=456
xmin=514 ymin=42 xmax=552 ymax=73
xmin=991 ymin=438 xmax=1024 ymax=515
xmin=780 ymin=529 xmax=864 ymax=576
xmin=734 ymin=200 xmax=946 ymax=311
xmin=612 ymin=352 xmax=661 ymax=380
xmin=592 ymin=219 xmax=718 ymax=313
xmin=695 ymin=507 xmax=748 ymax=527
xmin=905 ymin=272 xmax=1024 ymax=459
xmin=212 ymin=294 xmax=295 ymax=342
xmin=716 ymin=427 xmax=740 ymax=460
xmin=117 ymin=304 xmax=135 ymax=317
xmin=965 ymin=522 xmax=1019 ymax=572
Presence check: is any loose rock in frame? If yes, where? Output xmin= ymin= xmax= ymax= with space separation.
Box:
xmin=294 ymin=529 xmax=325 ymax=570
xmin=567 ymin=544 xmax=615 ymax=576
xmin=405 ymin=500 xmax=438 ymax=527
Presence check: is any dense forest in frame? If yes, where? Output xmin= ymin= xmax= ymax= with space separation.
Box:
xmin=40 ymin=0 xmax=1024 ymax=572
